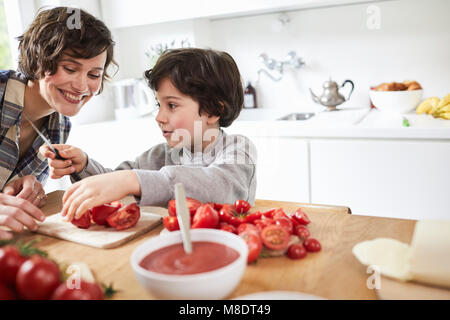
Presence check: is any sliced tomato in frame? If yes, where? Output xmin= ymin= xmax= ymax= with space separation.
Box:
xmin=235 ymin=200 xmax=251 ymax=214
xmin=192 ymin=204 xmax=219 ymax=229
xmin=274 ymin=218 xmax=294 ymax=235
xmin=292 ymin=208 xmax=311 ymax=225
xmin=262 ymin=209 xmax=277 ymax=219
xmin=91 ymin=203 xmax=121 ymax=226
xmin=273 ymin=208 xmax=289 ymax=220
xmin=261 ymin=225 xmax=290 ymax=251
xmin=106 ymin=203 xmax=140 ymax=231
xmin=239 ymin=231 xmax=262 ymax=263
xmin=254 ymin=218 xmax=274 ymax=233
xmin=168 ymin=197 xmax=203 ymax=217
xmin=219 ymin=222 xmax=237 ymax=234
xmin=163 ymin=216 xmax=180 ymax=232
xmin=243 ymin=211 xmax=262 ymax=224
xmin=71 ymin=210 xmax=92 ymax=229
xmin=237 ymin=223 xmax=259 ymax=236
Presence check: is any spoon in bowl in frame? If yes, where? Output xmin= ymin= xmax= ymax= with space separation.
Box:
xmin=174 ymin=183 xmax=192 ymax=254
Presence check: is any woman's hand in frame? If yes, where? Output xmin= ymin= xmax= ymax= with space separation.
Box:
xmin=61 ymin=170 xmax=141 ymax=222
xmin=3 ymin=175 xmax=47 ymax=208
xmin=0 ymin=193 xmax=47 ymax=240
xmin=39 ymin=144 xmax=88 ymax=179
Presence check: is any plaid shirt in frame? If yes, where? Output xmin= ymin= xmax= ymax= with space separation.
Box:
xmin=0 ymin=70 xmax=71 ymax=190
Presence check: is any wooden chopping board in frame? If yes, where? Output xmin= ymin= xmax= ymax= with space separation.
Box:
xmin=35 ymin=190 xmax=162 ymax=249
xmin=376 ymin=276 xmax=450 ymax=300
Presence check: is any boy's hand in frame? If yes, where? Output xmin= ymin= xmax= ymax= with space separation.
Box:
xmin=39 ymin=144 xmax=88 ymax=179
xmin=61 ymin=170 xmax=141 ymax=222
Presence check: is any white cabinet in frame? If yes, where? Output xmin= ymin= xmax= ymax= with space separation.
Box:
xmin=249 ymin=136 xmax=310 ymax=203
xmin=100 ymin=0 xmax=377 ymax=29
xmin=309 ymin=139 xmax=450 ymax=220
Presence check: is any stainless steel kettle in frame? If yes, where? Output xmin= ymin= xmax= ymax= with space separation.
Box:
xmin=310 ymin=79 xmax=354 ymax=111
xmin=111 ymin=78 xmax=155 ymax=120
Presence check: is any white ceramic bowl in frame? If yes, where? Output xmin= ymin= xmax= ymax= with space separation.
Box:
xmin=369 ymin=89 xmax=423 ymax=114
xmin=130 ymin=229 xmax=248 ymax=299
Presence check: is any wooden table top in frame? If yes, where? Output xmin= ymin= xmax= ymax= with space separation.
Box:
xmin=15 ymin=193 xmax=416 ymax=300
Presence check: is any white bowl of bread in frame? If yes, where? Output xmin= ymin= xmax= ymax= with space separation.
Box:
xmin=369 ymin=80 xmax=423 ymax=114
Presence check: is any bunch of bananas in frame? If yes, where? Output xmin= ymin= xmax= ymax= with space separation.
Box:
xmin=416 ymin=94 xmax=450 ymax=119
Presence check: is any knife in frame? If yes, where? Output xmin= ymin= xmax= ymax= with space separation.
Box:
xmin=174 ymin=183 xmax=192 ymax=254
xmin=25 ymin=116 xmax=82 ymax=182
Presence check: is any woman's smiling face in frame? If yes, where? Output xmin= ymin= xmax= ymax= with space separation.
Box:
xmin=38 ymin=50 xmax=107 ymax=117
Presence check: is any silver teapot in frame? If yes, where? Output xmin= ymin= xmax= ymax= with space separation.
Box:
xmin=310 ymin=79 xmax=354 ymax=111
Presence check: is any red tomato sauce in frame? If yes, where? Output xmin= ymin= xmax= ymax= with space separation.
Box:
xmin=139 ymin=241 xmax=239 ymax=275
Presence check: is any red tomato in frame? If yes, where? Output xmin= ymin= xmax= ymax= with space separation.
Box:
xmin=71 ymin=210 xmax=92 ymax=229
xmin=235 ymin=200 xmax=251 ymax=214
xmin=0 ymin=282 xmax=16 ymax=300
xmin=219 ymin=222 xmax=237 ymax=234
xmin=51 ymin=280 xmax=104 ymax=300
xmin=0 ymin=245 xmax=27 ymax=286
xmin=304 ymin=238 xmax=322 ymax=252
xmin=106 ymin=203 xmax=141 ymax=231
xmin=163 ymin=216 xmax=180 ymax=232
xmin=294 ymin=225 xmax=310 ymax=240
xmin=16 ymin=255 xmax=61 ymax=300
xmin=91 ymin=203 xmax=121 ymax=226
xmin=260 ymin=225 xmax=290 ymax=251
xmin=287 ymin=244 xmax=307 ymax=260
xmin=168 ymin=197 xmax=203 ymax=217
xmin=237 ymin=223 xmax=260 ymax=235
xmin=273 ymin=208 xmax=289 ymax=220
xmin=192 ymin=204 xmax=219 ymax=229
xmin=254 ymin=219 xmax=274 ymax=233
xmin=239 ymin=231 xmax=262 ymax=263
xmin=274 ymin=218 xmax=294 ymax=235
xmin=219 ymin=204 xmax=243 ymax=226
xmin=292 ymin=208 xmax=311 ymax=225
xmin=262 ymin=209 xmax=277 ymax=218
xmin=243 ymin=211 xmax=262 ymax=224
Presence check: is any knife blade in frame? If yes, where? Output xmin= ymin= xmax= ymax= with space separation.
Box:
xmin=24 ymin=115 xmax=82 ymax=182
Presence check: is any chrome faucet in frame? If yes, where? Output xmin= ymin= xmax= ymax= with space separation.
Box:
xmin=257 ymin=51 xmax=305 ymax=82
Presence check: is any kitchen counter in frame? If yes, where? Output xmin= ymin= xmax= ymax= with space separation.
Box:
xmin=18 ymin=193 xmax=416 ymax=300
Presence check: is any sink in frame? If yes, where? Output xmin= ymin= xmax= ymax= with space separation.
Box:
xmin=277 ymin=112 xmax=315 ymax=121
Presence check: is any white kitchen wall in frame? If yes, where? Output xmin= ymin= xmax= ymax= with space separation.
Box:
xmin=111 ymin=0 xmax=450 ymax=112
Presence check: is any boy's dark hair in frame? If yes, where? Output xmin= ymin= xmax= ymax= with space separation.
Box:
xmin=17 ymin=6 xmax=117 ymax=93
xmin=144 ymin=48 xmax=244 ymax=127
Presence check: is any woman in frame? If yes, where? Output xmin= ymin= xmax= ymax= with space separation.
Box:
xmin=0 ymin=6 xmax=116 ymax=240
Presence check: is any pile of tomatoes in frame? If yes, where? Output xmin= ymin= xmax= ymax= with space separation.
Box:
xmin=0 ymin=243 xmax=108 ymax=300
xmin=71 ymin=201 xmax=140 ymax=231
xmin=163 ymin=198 xmax=322 ymax=263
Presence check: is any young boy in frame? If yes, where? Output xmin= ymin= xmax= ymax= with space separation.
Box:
xmin=42 ymin=48 xmax=257 ymax=221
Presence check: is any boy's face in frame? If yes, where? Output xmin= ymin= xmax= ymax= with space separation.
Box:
xmin=38 ymin=50 xmax=107 ymax=117
xmin=155 ymin=77 xmax=219 ymax=151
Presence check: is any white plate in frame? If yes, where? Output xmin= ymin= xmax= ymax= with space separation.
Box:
xmin=233 ymin=291 xmax=326 ymax=300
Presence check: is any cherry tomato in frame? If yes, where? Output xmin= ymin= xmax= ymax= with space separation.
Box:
xmin=16 ymin=255 xmax=61 ymax=300
xmin=287 ymin=244 xmax=307 ymax=260
xmin=274 ymin=218 xmax=294 ymax=235
xmin=0 ymin=245 xmax=27 ymax=286
xmin=237 ymin=223 xmax=259 ymax=235
xmin=219 ymin=222 xmax=237 ymax=234
xmin=163 ymin=216 xmax=180 ymax=232
xmin=168 ymin=197 xmax=203 ymax=217
xmin=91 ymin=203 xmax=121 ymax=226
xmin=0 ymin=282 xmax=16 ymax=300
xmin=303 ymin=238 xmax=322 ymax=252
xmin=292 ymin=208 xmax=311 ymax=225
xmin=239 ymin=231 xmax=262 ymax=263
xmin=71 ymin=210 xmax=92 ymax=229
xmin=219 ymin=204 xmax=243 ymax=226
xmin=262 ymin=209 xmax=277 ymax=219
xmin=106 ymin=203 xmax=140 ymax=231
xmin=294 ymin=225 xmax=310 ymax=240
xmin=192 ymin=204 xmax=219 ymax=229
xmin=51 ymin=280 xmax=104 ymax=300
xmin=260 ymin=225 xmax=290 ymax=251
xmin=235 ymin=200 xmax=251 ymax=214
xmin=254 ymin=219 xmax=275 ymax=233
xmin=273 ymin=208 xmax=289 ymax=220
xmin=243 ymin=211 xmax=262 ymax=224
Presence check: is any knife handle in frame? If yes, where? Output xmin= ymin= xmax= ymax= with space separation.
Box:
xmin=53 ymin=149 xmax=82 ymax=182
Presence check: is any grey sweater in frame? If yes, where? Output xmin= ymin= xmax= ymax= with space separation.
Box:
xmin=77 ymin=129 xmax=257 ymax=206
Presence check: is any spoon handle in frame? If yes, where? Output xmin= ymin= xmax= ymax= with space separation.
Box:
xmin=175 ymin=183 xmax=192 ymax=254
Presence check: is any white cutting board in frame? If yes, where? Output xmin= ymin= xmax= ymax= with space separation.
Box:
xmin=36 ymin=191 xmax=163 ymax=249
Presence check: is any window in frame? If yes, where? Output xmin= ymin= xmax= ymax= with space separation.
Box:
xmin=0 ymin=0 xmax=13 ymax=70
